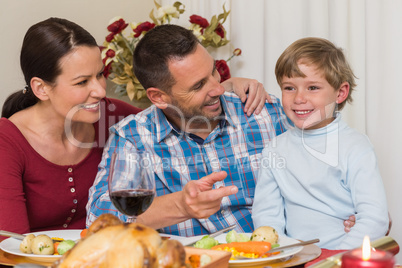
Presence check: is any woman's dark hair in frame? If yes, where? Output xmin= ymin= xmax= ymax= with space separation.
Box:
xmin=1 ymin=17 xmax=98 ymax=118
xmin=133 ymin=24 xmax=200 ymax=92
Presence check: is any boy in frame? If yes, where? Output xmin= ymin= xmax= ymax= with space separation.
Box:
xmin=252 ymin=37 xmax=389 ymax=249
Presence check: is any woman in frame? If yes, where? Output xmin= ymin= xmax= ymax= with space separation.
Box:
xmin=0 ymin=17 xmax=269 ymax=234
xmin=0 ymin=18 xmax=142 ymax=234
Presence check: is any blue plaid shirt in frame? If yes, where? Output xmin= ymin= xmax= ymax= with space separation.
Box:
xmin=86 ymin=92 xmax=289 ymax=236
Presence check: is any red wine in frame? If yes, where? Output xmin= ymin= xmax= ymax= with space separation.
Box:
xmin=110 ymin=189 xmax=155 ymax=216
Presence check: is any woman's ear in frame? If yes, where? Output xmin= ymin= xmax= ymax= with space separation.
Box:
xmin=146 ymin=87 xmax=170 ymax=109
xmin=336 ymin=82 xmax=350 ymax=104
xmin=30 ymin=77 xmax=49 ymax=101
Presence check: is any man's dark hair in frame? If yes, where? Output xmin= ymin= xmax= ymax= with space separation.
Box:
xmin=133 ymin=24 xmax=200 ymax=92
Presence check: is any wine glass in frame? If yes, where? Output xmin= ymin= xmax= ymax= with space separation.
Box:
xmin=108 ymin=149 xmax=155 ymax=223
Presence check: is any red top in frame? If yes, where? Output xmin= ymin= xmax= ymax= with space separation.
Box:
xmin=0 ymin=98 xmax=141 ymax=235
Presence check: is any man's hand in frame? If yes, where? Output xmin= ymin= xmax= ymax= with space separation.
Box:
xmin=180 ymin=171 xmax=238 ymax=219
xmin=221 ymin=77 xmax=271 ymax=116
xmin=344 ymin=215 xmax=356 ymax=232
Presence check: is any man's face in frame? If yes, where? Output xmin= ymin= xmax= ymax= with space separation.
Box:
xmin=164 ymin=44 xmax=226 ymax=129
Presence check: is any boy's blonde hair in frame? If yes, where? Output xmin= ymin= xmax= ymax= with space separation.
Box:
xmin=275 ymin=37 xmax=356 ymax=110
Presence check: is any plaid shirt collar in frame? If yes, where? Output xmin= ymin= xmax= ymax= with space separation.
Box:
xmin=154 ymin=95 xmax=236 ymax=143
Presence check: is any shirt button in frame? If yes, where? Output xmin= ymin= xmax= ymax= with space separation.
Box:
xmin=70 ymin=188 xmax=75 ymax=193
xmin=68 ymin=177 xmax=73 ymax=182
xmin=73 ymin=199 xmax=78 ymax=204
xmin=71 ymin=209 xmax=76 ymax=213
xmin=68 ymin=168 xmax=73 ymax=172
xmin=63 ymin=224 xmax=68 ymax=228
xmin=67 ymin=217 xmax=72 ymax=221
xmin=221 ymin=209 xmax=226 ymax=214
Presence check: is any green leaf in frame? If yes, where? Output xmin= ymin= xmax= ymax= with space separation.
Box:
xmin=217 ymin=4 xmax=230 ymax=24
xmin=173 ymin=1 xmax=185 ymax=14
xmin=212 ymin=34 xmax=221 ymax=45
xmin=149 ymin=9 xmax=159 ymax=25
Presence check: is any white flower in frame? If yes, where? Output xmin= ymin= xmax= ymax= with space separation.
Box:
xmin=163 ymin=6 xmax=180 ymax=18
xmin=155 ymin=5 xmax=179 ymax=22
xmin=101 ymin=44 xmax=123 ymax=66
xmin=189 ymin=24 xmax=205 ymax=41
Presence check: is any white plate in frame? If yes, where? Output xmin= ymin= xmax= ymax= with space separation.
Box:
xmin=171 ymin=233 xmax=304 ymax=267
xmin=0 ymin=229 xmax=81 ymax=262
xmin=218 ymin=233 xmax=303 ymax=266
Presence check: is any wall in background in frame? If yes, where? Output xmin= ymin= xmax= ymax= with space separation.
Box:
xmin=0 ymin=0 xmax=153 ymax=105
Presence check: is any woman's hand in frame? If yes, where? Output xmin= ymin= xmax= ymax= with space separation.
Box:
xmin=221 ymin=77 xmax=271 ymax=116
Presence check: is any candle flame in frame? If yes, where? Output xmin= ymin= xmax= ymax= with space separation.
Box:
xmin=362 ymin=235 xmax=371 ymax=261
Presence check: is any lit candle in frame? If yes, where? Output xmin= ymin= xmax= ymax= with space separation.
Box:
xmin=341 ymin=236 xmax=395 ymax=268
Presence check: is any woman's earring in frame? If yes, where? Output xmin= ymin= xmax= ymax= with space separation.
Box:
xmin=22 ymin=85 xmax=29 ymax=94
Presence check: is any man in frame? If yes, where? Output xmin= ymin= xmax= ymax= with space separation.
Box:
xmin=87 ymin=24 xmax=353 ymax=236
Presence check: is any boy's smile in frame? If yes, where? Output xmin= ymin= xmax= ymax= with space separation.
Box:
xmin=281 ymin=62 xmax=349 ymax=130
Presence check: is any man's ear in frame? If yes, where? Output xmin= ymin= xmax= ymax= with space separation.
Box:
xmin=147 ymin=87 xmax=170 ymax=109
xmin=30 ymin=77 xmax=49 ymax=101
xmin=336 ymin=82 xmax=350 ymax=104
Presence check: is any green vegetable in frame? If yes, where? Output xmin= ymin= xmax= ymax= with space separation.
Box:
xmin=193 ymin=235 xmax=219 ymax=249
xmin=225 ymin=230 xmax=250 ymax=243
xmin=226 ymin=230 xmax=237 ymax=243
xmin=57 ymin=240 xmax=76 ymax=255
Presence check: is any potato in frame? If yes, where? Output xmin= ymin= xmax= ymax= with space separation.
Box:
xmin=250 ymin=226 xmax=279 ymax=244
xmin=20 ymin=234 xmax=35 ymax=254
xmin=31 ymin=234 xmax=54 ymax=255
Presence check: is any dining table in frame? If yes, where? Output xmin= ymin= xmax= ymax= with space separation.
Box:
xmin=0 ymin=236 xmax=399 ymax=268
xmin=0 ymin=238 xmax=345 ymax=268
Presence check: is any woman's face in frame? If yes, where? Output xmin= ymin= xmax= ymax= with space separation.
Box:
xmin=45 ymin=46 xmax=106 ymax=124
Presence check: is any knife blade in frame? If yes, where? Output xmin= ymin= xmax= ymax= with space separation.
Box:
xmin=265 ymin=238 xmax=320 ymax=253
xmin=0 ymin=230 xmax=64 ymax=242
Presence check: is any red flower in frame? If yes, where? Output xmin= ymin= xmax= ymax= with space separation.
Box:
xmin=101 ymin=49 xmax=116 ymax=64
xmin=133 ymin=22 xmax=156 ymax=38
xmin=106 ymin=32 xmax=116 ymax=42
xmin=215 ymin=60 xmax=231 ymax=82
xmin=215 ymin=24 xmax=225 ymax=38
xmin=105 ymin=49 xmax=115 ymax=58
xmin=233 ymin=48 xmax=242 ymax=56
xmin=103 ymin=63 xmax=112 ymax=79
xmin=107 ymin=18 xmax=128 ymax=34
xmin=189 ymin=15 xmax=209 ymax=28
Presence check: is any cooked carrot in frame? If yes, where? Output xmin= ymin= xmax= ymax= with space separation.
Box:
xmin=80 ymin=229 xmax=88 ymax=239
xmin=53 ymin=242 xmax=60 ymax=255
xmin=188 ymin=254 xmax=201 ymax=268
xmin=211 ymin=241 xmax=272 ymax=256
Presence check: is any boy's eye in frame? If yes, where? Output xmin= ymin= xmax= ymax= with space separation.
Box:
xmin=283 ymin=86 xmax=294 ymax=91
xmin=308 ymin=86 xmax=318 ymax=90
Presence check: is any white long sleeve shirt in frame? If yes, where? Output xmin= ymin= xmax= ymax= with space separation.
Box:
xmin=252 ymin=114 xmax=389 ymax=249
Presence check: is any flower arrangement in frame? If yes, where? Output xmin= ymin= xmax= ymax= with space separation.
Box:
xmin=101 ymin=0 xmax=241 ymax=101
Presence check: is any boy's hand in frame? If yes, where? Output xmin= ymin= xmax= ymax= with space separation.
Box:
xmin=343 ymin=215 xmax=356 ymax=232
xmin=222 ymin=77 xmax=272 ymax=116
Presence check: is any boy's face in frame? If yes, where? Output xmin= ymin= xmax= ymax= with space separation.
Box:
xmin=281 ymin=62 xmax=349 ymax=130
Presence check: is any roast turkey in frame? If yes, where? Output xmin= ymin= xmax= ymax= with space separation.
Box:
xmin=52 ymin=214 xmax=186 ymax=268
